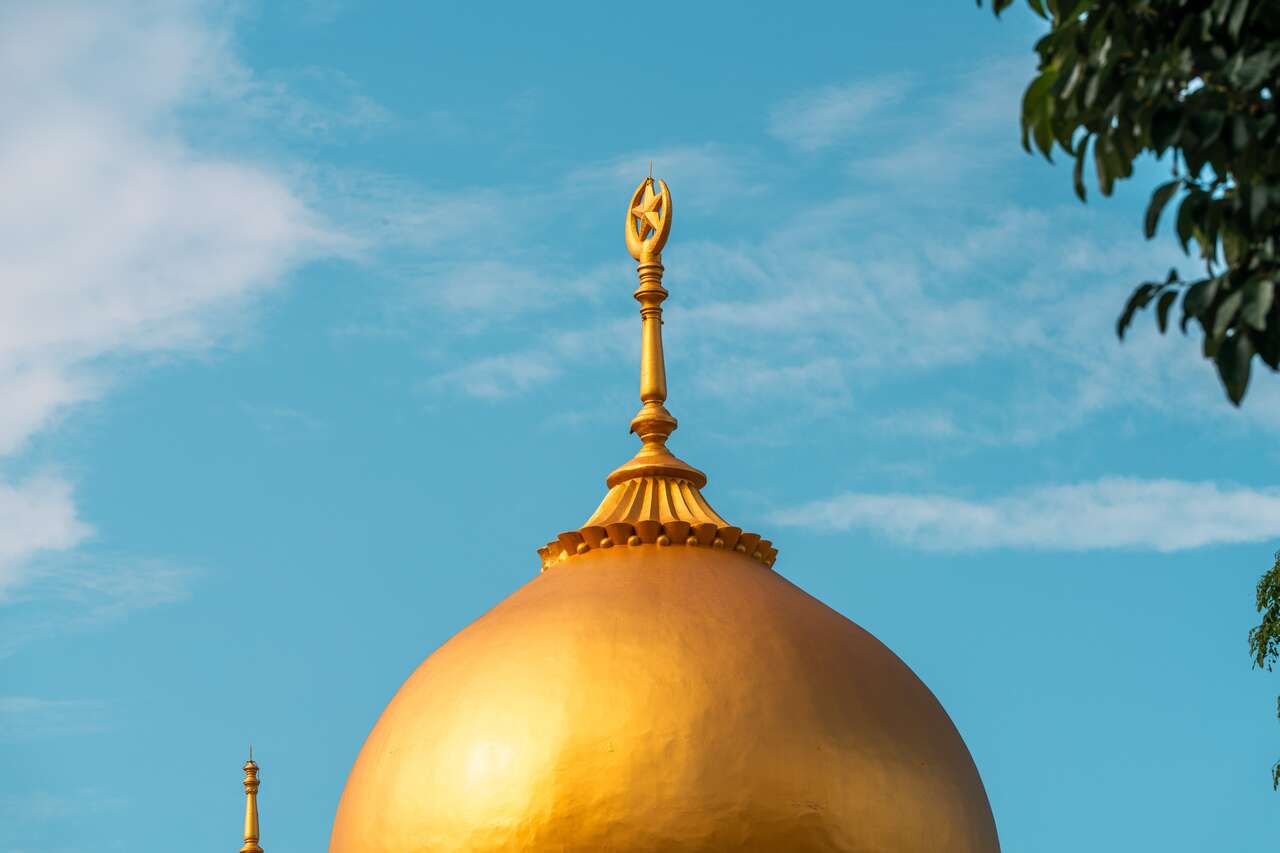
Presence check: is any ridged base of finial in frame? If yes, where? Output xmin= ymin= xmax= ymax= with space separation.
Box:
xmin=607 ymin=454 xmax=707 ymax=489
xmin=536 ymin=475 xmax=777 ymax=573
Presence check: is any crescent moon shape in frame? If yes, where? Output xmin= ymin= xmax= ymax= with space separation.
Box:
xmin=651 ymin=179 xmax=673 ymax=253
xmin=625 ymin=178 xmax=674 ymax=261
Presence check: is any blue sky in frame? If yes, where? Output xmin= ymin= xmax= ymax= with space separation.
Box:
xmin=3 ymin=1 xmax=1279 ymax=850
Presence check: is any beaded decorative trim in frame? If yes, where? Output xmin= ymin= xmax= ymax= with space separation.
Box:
xmin=538 ymin=476 xmax=776 ymax=572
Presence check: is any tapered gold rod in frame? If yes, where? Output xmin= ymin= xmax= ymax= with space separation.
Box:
xmin=610 ymin=176 xmax=706 ymax=489
xmin=241 ymin=751 xmax=263 ymax=853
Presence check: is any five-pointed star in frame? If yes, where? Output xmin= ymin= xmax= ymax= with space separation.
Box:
xmin=631 ymin=181 xmax=664 ymax=238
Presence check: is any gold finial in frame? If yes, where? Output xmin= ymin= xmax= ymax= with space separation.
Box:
xmin=534 ymin=177 xmax=777 ymax=573
xmin=241 ymin=751 xmax=263 ymax=853
xmin=610 ymin=176 xmax=705 ymax=489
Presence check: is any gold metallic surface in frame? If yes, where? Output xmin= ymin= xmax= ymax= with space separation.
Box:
xmin=610 ymin=177 xmax=704 ymax=489
xmin=537 ymin=514 xmax=776 ymax=573
xmin=538 ymin=473 xmax=780 ymax=574
xmin=540 ymin=177 xmax=772 ymax=572
xmin=584 ymin=475 xmax=728 ymax=529
xmin=329 ymin=176 xmax=1000 ymax=851
xmin=241 ymin=755 xmax=263 ymax=853
xmin=329 ymin=547 xmax=999 ymax=852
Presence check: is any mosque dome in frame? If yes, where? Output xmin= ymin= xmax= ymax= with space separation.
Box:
xmin=328 ymin=178 xmax=1000 ymax=852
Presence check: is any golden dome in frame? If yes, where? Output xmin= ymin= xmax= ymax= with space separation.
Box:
xmin=328 ymin=177 xmax=999 ymax=852
xmin=330 ymin=546 xmax=998 ymax=852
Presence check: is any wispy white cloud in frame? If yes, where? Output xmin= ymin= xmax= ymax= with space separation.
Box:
xmin=690 ymin=356 xmax=852 ymax=410
xmin=238 ymin=66 xmax=394 ymax=138
xmin=769 ymin=75 xmax=913 ymax=152
xmin=0 ymin=1 xmax=343 ymax=620
xmin=773 ymin=478 xmax=1280 ymax=552
xmin=1 ymin=558 xmax=195 ymax=656
xmin=425 ymin=320 xmax=634 ymax=400
xmin=852 ymin=58 xmax=1028 ymax=185
xmin=0 ymin=788 xmax=127 ymax=836
xmin=349 ymin=54 xmax=1265 ymax=456
xmin=296 ymin=0 xmax=349 ymax=25
xmin=410 ymin=148 xmax=1218 ymax=453
xmin=0 ymin=1 xmax=339 ymax=455
xmin=0 ymin=696 xmax=109 ymax=742
xmin=0 ymin=476 xmax=91 ymax=597
xmin=429 ymin=352 xmax=561 ymax=400
xmin=242 ymin=403 xmax=330 ymax=438
xmin=317 ymin=169 xmax=508 ymax=257
xmin=408 ymin=260 xmax=618 ymax=322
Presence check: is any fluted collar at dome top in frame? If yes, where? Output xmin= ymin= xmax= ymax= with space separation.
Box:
xmin=536 ymin=477 xmax=778 ymax=572
xmin=537 ymin=176 xmax=776 ymax=573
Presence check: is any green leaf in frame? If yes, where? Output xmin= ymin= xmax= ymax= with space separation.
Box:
xmin=979 ymin=0 xmax=1279 ymax=412
xmin=1200 ymin=202 xmax=1223 ymax=262
xmin=1261 ymin=307 xmax=1280 ymax=369
xmin=1250 ymin=183 xmax=1269 ymax=229
xmin=1083 ymin=70 xmax=1104 ymax=109
xmin=1227 ymin=0 xmax=1249 ymax=38
xmin=1145 ymin=181 xmax=1181 ymax=239
xmin=1188 ymin=110 xmax=1226 ymax=148
xmin=1151 ymin=108 xmax=1182 ymax=154
xmin=1176 ymin=193 xmax=1199 ymax=253
xmin=1073 ymin=142 xmax=1088 ymax=201
xmin=1177 ymin=192 xmax=1198 ymax=249
xmin=1182 ymin=276 xmax=1220 ymax=331
xmin=1205 ymin=328 xmax=1224 ymax=358
xmin=1033 ymin=113 xmax=1056 ymax=160
xmin=1059 ymin=60 xmax=1085 ymax=99
xmin=1118 ymin=282 xmax=1159 ymax=339
xmin=1157 ymin=289 xmax=1178 ymax=333
xmin=1215 ymin=287 xmax=1244 ymax=338
xmin=1234 ymin=50 xmax=1278 ymax=90
xmin=1243 ymin=278 xmax=1276 ymax=331
xmin=1216 ymin=331 xmax=1255 ymax=405
xmin=1223 ymin=229 xmax=1246 ymax=265
xmin=1229 ymin=113 xmax=1251 ymax=153
xmin=1022 ymin=70 xmax=1058 ymax=156
xmin=1094 ymin=135 xmax=1116 ymax=196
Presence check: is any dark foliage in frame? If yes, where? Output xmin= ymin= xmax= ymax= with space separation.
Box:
xmin=1251 ymin=551 xmax=1280 ymax=789
xmin=981 ymin=0 xmax=1280 ymax=404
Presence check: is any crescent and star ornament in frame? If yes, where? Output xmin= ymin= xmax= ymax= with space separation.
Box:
xmin=625 ymin=177 xmax=672 ymax=261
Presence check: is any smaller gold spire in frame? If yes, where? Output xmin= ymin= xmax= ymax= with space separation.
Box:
xmin=240 ymin=750 xmax=263 ymax=853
